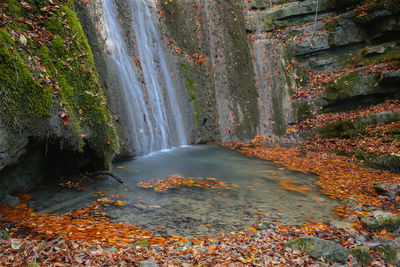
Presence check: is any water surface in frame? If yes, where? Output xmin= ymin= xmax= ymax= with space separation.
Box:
xmin=29 ymin=145 xmax=342 ymax=237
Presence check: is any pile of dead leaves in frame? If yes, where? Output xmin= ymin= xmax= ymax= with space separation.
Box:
xmin=2 ymin=192 xmax=387 ymax=266
xmin=137 ymin=174 xmax=238 ymax=192
xmin=0 ymin=221 xmax=364 ymax=266
xmin=0 ymin=194 xmax=161 ymax=247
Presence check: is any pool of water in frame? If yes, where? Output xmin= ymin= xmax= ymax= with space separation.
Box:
xmin=29 ymin=145 xmax=342 ymax=237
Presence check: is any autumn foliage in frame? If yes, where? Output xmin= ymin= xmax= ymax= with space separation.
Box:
xmin=137 ymin=174 xmax=238 ymax=192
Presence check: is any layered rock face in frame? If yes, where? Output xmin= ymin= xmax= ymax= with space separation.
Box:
xmin=0 ymin=0 xmax=119 ymax=198
xmin=247 ymin=0 xmax=400 ymax=111
xmin=247 ymin=0 xmax=400 ymax=170
xmin=157 ymin=0 xmax=399 ymax=140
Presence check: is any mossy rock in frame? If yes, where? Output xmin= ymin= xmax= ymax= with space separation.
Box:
xmin=292 ymin=101 xmax=314 ymax=123
xmin=263 ymin=13 xmax=278 ymax=31
xmin=374 ymin=183 xmax=399 ymax=196
xmin=325 ymin=18 xmax=339 ymax=46
xmin=322 ymin=70 xmax=377 ymax=102
xmin=286 ymin=236 xmax=349 ymax=263
xmin=314 ymin=111 xmax=400 ymax=140
xmin=348 ymin=149 xmax=400 ymax=173
xmin=353 ymin=0 xmax=400 ymax=24
xmin=375 ymin=244 xmax=399 ymax=265
xmin=0 ymin=230 xmax=10 ymax=240
xmin=1 ymin=0 xmax=118 ymax=170
xmin=350 ymin=245 xmax=373 ymax=266
xmin=361 ymin=210 xmax=400 ymax=232
xmin=0 ymin=30 xmax=53 ymax=129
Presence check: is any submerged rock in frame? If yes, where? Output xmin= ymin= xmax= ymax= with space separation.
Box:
xmin=285 ymin=236 xmax=349 ymax=263
xmin=138 ymin=260 xmax=159 ymax=267
xmin=372 ymin=235 xmax=400 ymax=249
xmin=344 ymin=197 xmax=359 ymax=207
xmin=269 ymin=212 xmax=288 ymax=220
xmin=344 ymin=197 xmax=363 ymax=212
xmin=350 ymin=245 xmax=373 ymax=266
xmin=374 ymin=183 xmax=399 ymax=197
xmin=361 ymin=210 xmax=400 ymax=232
xmin=347 ymin=215 xmax=359 ymax=222
xmin=255 ymin=220 xmax=271 ymax=230
xmin=1 ymin=194 xmax=20 ymax=207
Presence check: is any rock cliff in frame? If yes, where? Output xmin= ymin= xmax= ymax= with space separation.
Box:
xmin=247 ymin=0 xmax=400 ymax=170
xmin=0 ymin=0 xmax=119 ymax=198
xmin=158 ymin=0 xmax=400 ymax=170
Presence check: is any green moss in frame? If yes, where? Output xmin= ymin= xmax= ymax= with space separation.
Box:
xmin=0 ymin=230 xmax=10 ymax=240
xmin=277 ymin=0 xmax=292 ymax=5
xmin=280 ymin=44 xmax=305 ymax=96
xmin=293 ymin=101 xmax=314 ymax=122
xmin=341 ymin=46 xmax=400 ymax=68
xmin=375 ymin=244 xmax=398 ymax=265
xmin=353 ymin=0 xmax=385 ymax=23
xmin=325 ymin=18 xmax=339 ymax=46
xmin=180 ymin=62 xmax=200 ymax=126
xmin=286 ymin=236 xmax=349 ymax=263
xmin=179 ymin=61 xmax=212 ymax=140
xmin=348 ymin=150 xmax=400 ymax=173
xmin=1 ymin=2 xmax=118 ymax=168
xmin=2 ymin=0 xmax=26 ymax=18
xmin=263 ymin=13 xmax=277 ymax=30
xmin=316 ymin=119 xmax=355 ymax=138
xmin=271 ymin=95 xmax=286 ymax=135
xmin=0 ymin=30 xmax=53 ymax=129
xmin=353 ymin=0 xmax=400 ymax=23
xmin=42 ymin=5 xmax=118 ymax=165
xmin=350 ymin=246 xmax=373 ymax=266
xmin=324 ymin=70 xmax=362 ymax=101
xmin=252 ymin=0 xmax=267 ymax=8
xmin=295 ymin=65 xmax=309 ymax=88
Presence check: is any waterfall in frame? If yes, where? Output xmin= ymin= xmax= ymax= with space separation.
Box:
xmin=103 ymin=0 xmax=187 ymax=156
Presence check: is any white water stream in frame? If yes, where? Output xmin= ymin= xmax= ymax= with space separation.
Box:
xmin=103 ymin=0 xmax=186 ymax=155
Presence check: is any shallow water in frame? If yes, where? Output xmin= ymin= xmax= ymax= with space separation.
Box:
xmin=29 ymin=145 xmax=342 ymax=237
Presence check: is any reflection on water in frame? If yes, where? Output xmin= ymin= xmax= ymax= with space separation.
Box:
xmin=29 ymin=145 xmax=341 ymax=237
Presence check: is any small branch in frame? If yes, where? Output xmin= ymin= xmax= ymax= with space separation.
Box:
xmin=90 ymin=171 xmax=135 ymax=192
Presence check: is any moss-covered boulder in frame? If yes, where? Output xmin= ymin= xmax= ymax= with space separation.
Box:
xmin=350 ymin=245 xmax=373 ymax=266
xmin=0 ymin=0 xmax=119 ymax=196
xmin=286 ymin=236 xmax=349 ymax=263
xmin=361 ymin=210 xmax=400 ymax=232
xmin=375 ymin=244 xmax=399 ymax=266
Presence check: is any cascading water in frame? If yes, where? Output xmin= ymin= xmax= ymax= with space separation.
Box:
xmin=103 ymin=0 xmax=186 ymax=155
